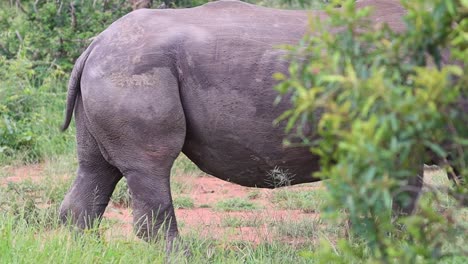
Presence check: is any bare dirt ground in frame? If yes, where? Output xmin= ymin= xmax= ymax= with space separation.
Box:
xmin=2 ymin=164 xmax=323 ymax=245
xmin=104 ymin=175 xmax=322 ymax=244
xmin=1 ymin=164 xmax=43 ymax=184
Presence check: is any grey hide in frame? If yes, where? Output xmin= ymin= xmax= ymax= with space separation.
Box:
xmin=60 ymin=0 xmax=413 ymax=246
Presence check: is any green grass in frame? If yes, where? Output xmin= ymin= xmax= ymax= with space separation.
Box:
xmin=0 ymin=213 xmax=167 ymax=263
xmin=215 ymin=198 xmax=262 ymax=212
xmin=0 ymin=208 xmax=319 ymax=264
xmin=173 ymin=196 xmax=195 ymax=209
xmin=171 ymin=154 xmax=205 ymax=177
xmin=0 ymin=148 xmax=465 ymax=263
xmin=171 ymin=179 xmax=191 ymax=195
xmin=272 ymin=218 xmax=320 ymax=239
xmin=272 ymin=188 xmax=327 ymax=213
xmin=0 ymin=158 xmax=466 ymax=263
xmin=221 ymin=216 xmax=264 ymax=228
xmin=221 ymin=216 xmax=245 ymax=228
xmin=247 ymin=189 xmax=261 ymax=200
xmin=111 ymin=179 xmax=132 ymax=207
xmin=0 ymin=157 xmax=316 ymax=263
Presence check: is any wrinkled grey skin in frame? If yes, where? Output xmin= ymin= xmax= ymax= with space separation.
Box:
xmin=60 ymin=0 xmax=414 ymax=247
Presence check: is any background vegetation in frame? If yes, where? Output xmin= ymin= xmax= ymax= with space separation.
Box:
xmin=0 ymin=0 xmax=466 ymax=263
xmin=0 ymin=0 xmax=133 ymax=162
xmin=276 ymin=0 xmax=467 ymax=262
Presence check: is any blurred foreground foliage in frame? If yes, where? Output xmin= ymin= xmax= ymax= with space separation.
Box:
xmin=276 ymin=0 xmax=467 ymax=262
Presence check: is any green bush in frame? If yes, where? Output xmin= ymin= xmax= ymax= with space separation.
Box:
xmin=0 ymin=52 xmax=72 ymax=162
xmin=0 ymin=0 xmax=132 ymax=71
xmin=276 ymin=0 xmax=467 ymax=262
xmin=0 ymin=0 xmax=131 ymax=163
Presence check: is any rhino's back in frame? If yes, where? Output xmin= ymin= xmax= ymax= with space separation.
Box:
xmin=172 ymin=2 xmax=318 ymax=187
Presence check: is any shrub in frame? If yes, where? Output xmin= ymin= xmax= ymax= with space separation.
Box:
xmin=0 ymin=0 xmax=131 ymax=163
xmin=276 ymin=0 xmax=467 ymax=261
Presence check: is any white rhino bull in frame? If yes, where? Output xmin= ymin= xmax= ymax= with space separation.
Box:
xmin=60 ymin=0 xmax=411 ymax=246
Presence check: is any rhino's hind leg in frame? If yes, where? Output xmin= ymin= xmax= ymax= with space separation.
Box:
xmin=125 ymin=161 xmax=180 ymax=247
xmin=81 ymin=67 xmax=187 ymax=249
xmin=119 ymin=110 xmax=185 ymax=249
xmin=60 ymin=96 xmax=122 ymax=230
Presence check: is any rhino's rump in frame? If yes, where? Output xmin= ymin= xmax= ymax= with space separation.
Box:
xmin=81 ymin=1 xmax=320 ymax=187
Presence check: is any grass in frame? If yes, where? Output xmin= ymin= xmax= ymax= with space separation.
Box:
xmin=215 ymin=198 xmax=262 ymax=212
xmin=1 ymin=157 xmax=467 ymax=263
xmin=111 ymin=179 xmax=132 ymax=207
xmin=171 ymin=154 xmax=205 ymax=177
xmin=1 ymin=144 xmax=466 ymax=263
xmin=0 ymin=207 xmax=317 ymax=264
xmin=272 ymin=218 xmax=320 ymax=239
xmin=1 ymin=154 xmax=321 ymax=262
xmin=0 ymin=213 xmax=167 ymax=263
xmin=272 ymin=188 xmax=327 ymax=213
xmin=221 ymin=216 xmax=245 ymax=228
xmin=171 ymin=179 xmax=191 ymax=195
xmin=173 ymin=196 xmax=195 ymax=209
xmin=221 ymin=216 xmax=264 ymax=228
xmin=247 ymin=189 xmax=261 ymax=200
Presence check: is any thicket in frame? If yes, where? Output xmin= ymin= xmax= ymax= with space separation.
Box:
xmin=0 ymin=0 xmax=134 ymax=162
xmin=276 ymin=0 xmax=467 ymax=262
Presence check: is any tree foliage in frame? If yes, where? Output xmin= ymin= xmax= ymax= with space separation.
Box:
xmin=276 ymin=0 xmax=467 ymax=261
xmin=0 ymin=0 xmax=131 ymax=161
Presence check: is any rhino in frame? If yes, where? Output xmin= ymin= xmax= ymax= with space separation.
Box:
xmin=60 ymin=0 xmax=427 ymax=248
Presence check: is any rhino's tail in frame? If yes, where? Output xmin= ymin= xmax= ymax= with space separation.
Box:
xmin=61 ymin=45 xmax=94 ymax=131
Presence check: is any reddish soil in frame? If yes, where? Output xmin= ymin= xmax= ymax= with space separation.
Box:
xmin=1 ymin=164 xmax=43 ymax=184
xmin=104 ymin=176 xmax=321 ymax=244
xmin=2 ymin=164 xmax=322 ymax=245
